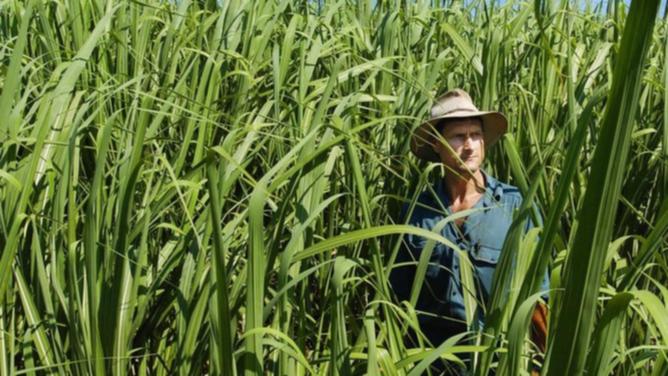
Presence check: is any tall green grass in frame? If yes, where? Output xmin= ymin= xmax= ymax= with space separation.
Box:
xmin=0 ymin=0 xmax=667 ymax=374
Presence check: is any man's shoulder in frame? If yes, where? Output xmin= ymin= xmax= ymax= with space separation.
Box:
xmin=400 ymin=188 xmax=446 ymax=224
xmin=487 ymin=175 xmax=543 ymax=226
xmin=487 ymin=175 xmax=524 ymax=203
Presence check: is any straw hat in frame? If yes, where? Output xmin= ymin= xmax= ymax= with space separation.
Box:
xmin=410 ymin=89 xmax=508 ymax=162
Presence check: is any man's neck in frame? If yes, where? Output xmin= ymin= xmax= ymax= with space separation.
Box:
xmin=443 ymin=169 xmax=485 ymax=204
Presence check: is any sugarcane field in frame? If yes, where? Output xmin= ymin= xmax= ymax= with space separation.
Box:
xmin=0 ymin=0 xmax=667 ymax=375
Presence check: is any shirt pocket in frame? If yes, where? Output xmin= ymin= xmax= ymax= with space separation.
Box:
xmin=469 ymin=244 xmax=501 ymax=265
xmin=468 ymin=244 xmax=501 ymax=301
xmin=424 ymin=242 xmax=445 ymax=279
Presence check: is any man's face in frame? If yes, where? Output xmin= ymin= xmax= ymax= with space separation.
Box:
xmin=432 ymin=118 xmax=485 ymax=176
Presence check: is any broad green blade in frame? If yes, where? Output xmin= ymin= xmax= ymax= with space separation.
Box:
xmin=544 ymin=1 xmax=661 ymax=374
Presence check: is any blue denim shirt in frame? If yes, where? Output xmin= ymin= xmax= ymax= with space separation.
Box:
xmin=391 ymin=171 xmax=548 ymax=345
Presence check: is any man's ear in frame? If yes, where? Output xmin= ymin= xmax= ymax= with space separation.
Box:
xmin=431 ymin=132 xmax=446 ymax=155
xmin=431 ymin=135 xmax=447 ymax=158
xmin=431 ymin=138 xmax=440 ymax=154
xmin=429 ymin=123 xmax=445 ymax=155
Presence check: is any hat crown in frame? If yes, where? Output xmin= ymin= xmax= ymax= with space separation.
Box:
xmin=430 ymin=88 xmax=479 ymax=118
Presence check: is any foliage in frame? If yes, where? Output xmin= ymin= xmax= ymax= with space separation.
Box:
xmin=0 ymin=0 xmax=667 ymax=374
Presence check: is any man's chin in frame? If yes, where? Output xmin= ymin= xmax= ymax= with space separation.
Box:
xmin=449 ymin=165 xmax=480 ymax=178
xmin=460 ymin=161 xmax=480 ymax=172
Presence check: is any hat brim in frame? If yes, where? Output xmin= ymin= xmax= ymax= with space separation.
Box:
xmin=410 ymin=110 xmax=508 ymax=162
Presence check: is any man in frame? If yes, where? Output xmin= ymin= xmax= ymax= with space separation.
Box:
xmin=391 ymin=89 xmax=548 ymax=373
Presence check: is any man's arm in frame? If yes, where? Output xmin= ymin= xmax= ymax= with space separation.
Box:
xmin=530 ymin=301 xmax=548 ymax=353
xmin=525 ymin=201 xmax=549 ymax=372
xmin=530 ymin=301 xmax=548 ymax=375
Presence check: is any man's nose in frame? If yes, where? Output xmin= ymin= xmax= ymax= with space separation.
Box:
xmin=463 ymin=135 xmax=473 ymax=148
